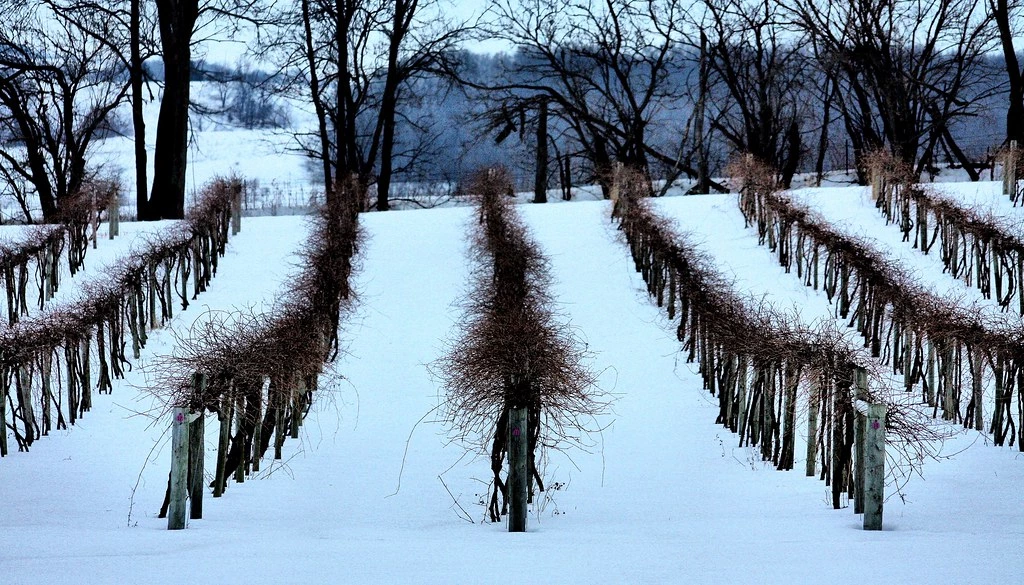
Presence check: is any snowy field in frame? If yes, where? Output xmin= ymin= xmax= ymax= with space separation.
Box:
xmin=3 ymin=187 xmax=1024 ymax=584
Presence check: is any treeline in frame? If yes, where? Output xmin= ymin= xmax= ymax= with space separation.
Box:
xmin=3 ymin=0 xmax=1021 ymax=221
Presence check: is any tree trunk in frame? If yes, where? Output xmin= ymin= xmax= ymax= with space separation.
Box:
xmin=131 ymin=0 xmax=150 ymax=220
xmin=302 ymin=0 xmax=333 ymax=201
xmin=534 ymin=100 xmax=548 ymax=203
xmin=995 ymin=0 xmax=1024 ymax=145
xmin=151 ymin=0 xmax=199 ymax=221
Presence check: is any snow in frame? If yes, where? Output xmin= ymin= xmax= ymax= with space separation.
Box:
xmin=3 ymin=189 xmax=1024 ymax=584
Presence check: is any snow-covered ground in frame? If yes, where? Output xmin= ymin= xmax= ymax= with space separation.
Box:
xmin=3 ymin=192 xmax=1024 ymax=584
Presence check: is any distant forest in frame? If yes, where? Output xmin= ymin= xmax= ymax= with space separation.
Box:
xmin=1 ymin=0 xmax=1022 ymax=217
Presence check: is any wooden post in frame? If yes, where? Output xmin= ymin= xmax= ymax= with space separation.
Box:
xmin=109 ymin=194 xmax=120 ymax=239
xmin=252 ymin=380 xmax=264 ymax=473
xmin=870 ymin=167 xmax=882 ymax=202
xmin=971 ymin=348 xmax=984 ymax=431
xmin=1004 ymin=140 xmax=1018 ymax=197
xmin=863 ymin=404 xmax=887 ymax=530
xmin=213 ymin=399 xmax=232 ymax=498
xmin=42 ymin=246 xmax=52 ymax=301
xmin=234 ymin=397 xmax=246 ymax=484
xmin=507 ymin=406 xmax=529 ymax=533
xmin=40 ymin=351 xmax=52 ymax=435
xmin=0 ymin=370 xmax=8 ymax=456
xmin=274 ymin=386 xmax=285 ymax=459
xmin=168 ymin=407 xmax=189 ymax=530
xmin=231 ymin=183 xmax=242 ymax=236
xmin=853 ymin=368 xmax=868 ymax=515
xmin=90 ymin=194 xmax=99 ymax=250
xmin=188 ymin=374 xmax=205 ymax=519
xmin=148 ymin=264 xmax=158 ymax=326
xmin=806 ymin=378 xmax=819 ymax=477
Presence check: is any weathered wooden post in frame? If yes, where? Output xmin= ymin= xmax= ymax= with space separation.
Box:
xmin=854 ymin=367 xmax=868 ymax=515
xmin=805 ymin=378 xmax=819 ymax=477
xmin=1004 ymin=141 xmax=1018 ymax=197
xmin=43 ymin=246 xmax=53 ymax=301
xmin=234 ymin=396 xmax=246 ymax=484
xmin=108 ymin=193 xmax=120 ymax=239
xmin=168 ymin=407 xmax=189 ymax=530
xmin=0 ymin=374 xmax=8 ymax=456
xmin=90 ymin=192 xmax=99 ymax=250
xmin=231 ymin=182 xmax=242 ymax=236
xmin=188 ymin=373 xmax=206 ymax=520
xmin=870 ymin=166 xmax=883 ymax=202
xmin=507 ymin=406 xmax=529 ymax=533
xmin=863 ymin=403 xmax=887 ymax=531
xmin=213 ymin=395 xmax=232 ymax=498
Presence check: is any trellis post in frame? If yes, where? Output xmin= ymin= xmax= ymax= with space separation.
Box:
xmin=862 ymin=403 xmax=887 ymax=530
xmin=507 ymin=406 xmax=529 ymax=533
xmin=189 ymin=373 xmax=206 ymax=519
xmin=108 ymin=194 xmax=120 ymax=239
xmin=0 ymin=374 xmax=8 ymax=456
xmin=168 ymin=407 xmax=189 ymax=530
xmin=231 ymin=183 xmax=242 ymax=236
xmin=1004 ymin=140 xmax=1018 ymax=197
xmin=852 ymin=364 xmax=886 ymax=531
xmin=805 ymin=378 xmax=819 ymax=477
xmin=213 ymin=395 xmax=232 ymax=498
xmin=854 ymin=368 xmax=868 ymax=515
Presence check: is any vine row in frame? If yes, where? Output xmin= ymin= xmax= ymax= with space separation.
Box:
xmin=734 ymin=156 xmax=1024 ymax=451
xmin=611 ymin=169 xmax=917 ymax=509
xmin=0 ymin=182 xmax=118 ymax=326
xmin=151 ymin=181 xmax=360 ymax=510
xmin=0 ymin=178 xmax=238 ymax=456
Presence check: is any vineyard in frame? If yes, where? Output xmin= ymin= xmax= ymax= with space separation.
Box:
xmin=2 ymin=172 xmax=1024 ymax=583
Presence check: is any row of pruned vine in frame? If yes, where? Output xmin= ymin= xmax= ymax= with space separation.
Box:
xmin=866 ymin=149 xmax=1024 ymax=316
xmin=0 ymin=179 xmax=120 ymax=326
xmin=733 ymin=156 xmax=1024 ymax=451
xmin=0 ymin=178 xmax=239 ymax=456
xmin=149 ymin=181 xmax=361 ymax=514
xmin=610 ymin=168 xmax=932 ymax=509
xmin=435 ymin=168 xmax=601 ymax=523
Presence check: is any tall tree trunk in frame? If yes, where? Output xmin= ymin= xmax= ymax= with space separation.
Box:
xmin=815 ymin=76 xmax=834 ymax=186
xmin=695 ymin=31 xmax=710 ymax=194
xmin=534 ymin=99 xmax=548 ymax=203
xmin=151 ymin=0 xmax=199 ymax=221
xmin=335 ymin=0 xmax=360 ymax=189
xmin=303 ymin=0 xmax=333 ymax=202
xmin=780 ymin=120 xmax=801 ymax=188
xmin=995 ymin=0 xmax=1024 ymax=145
xmin=131 ymin=0 xmax=150 ymax=220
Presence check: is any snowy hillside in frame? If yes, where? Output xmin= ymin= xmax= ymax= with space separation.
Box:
xmin=3 ymin=187 xmax=1024 ymax=584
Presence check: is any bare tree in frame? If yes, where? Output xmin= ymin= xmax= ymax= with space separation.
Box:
xmin=273 ymin=0 xmax=466 ymax=209
xmin=787 ymin=0 xmax=997 ymax=181
xmin=0 ymin=2 xmax=129 ymax=221
xmin=43 ymin=0 xmax=160 ymax=221
xmin=456 ymin=0 xmax=705 ymax=197
xmin=698 ymin=0 xmax=808 ymax=187
xmin=148 ymin=0 xmax=272 ymax=220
